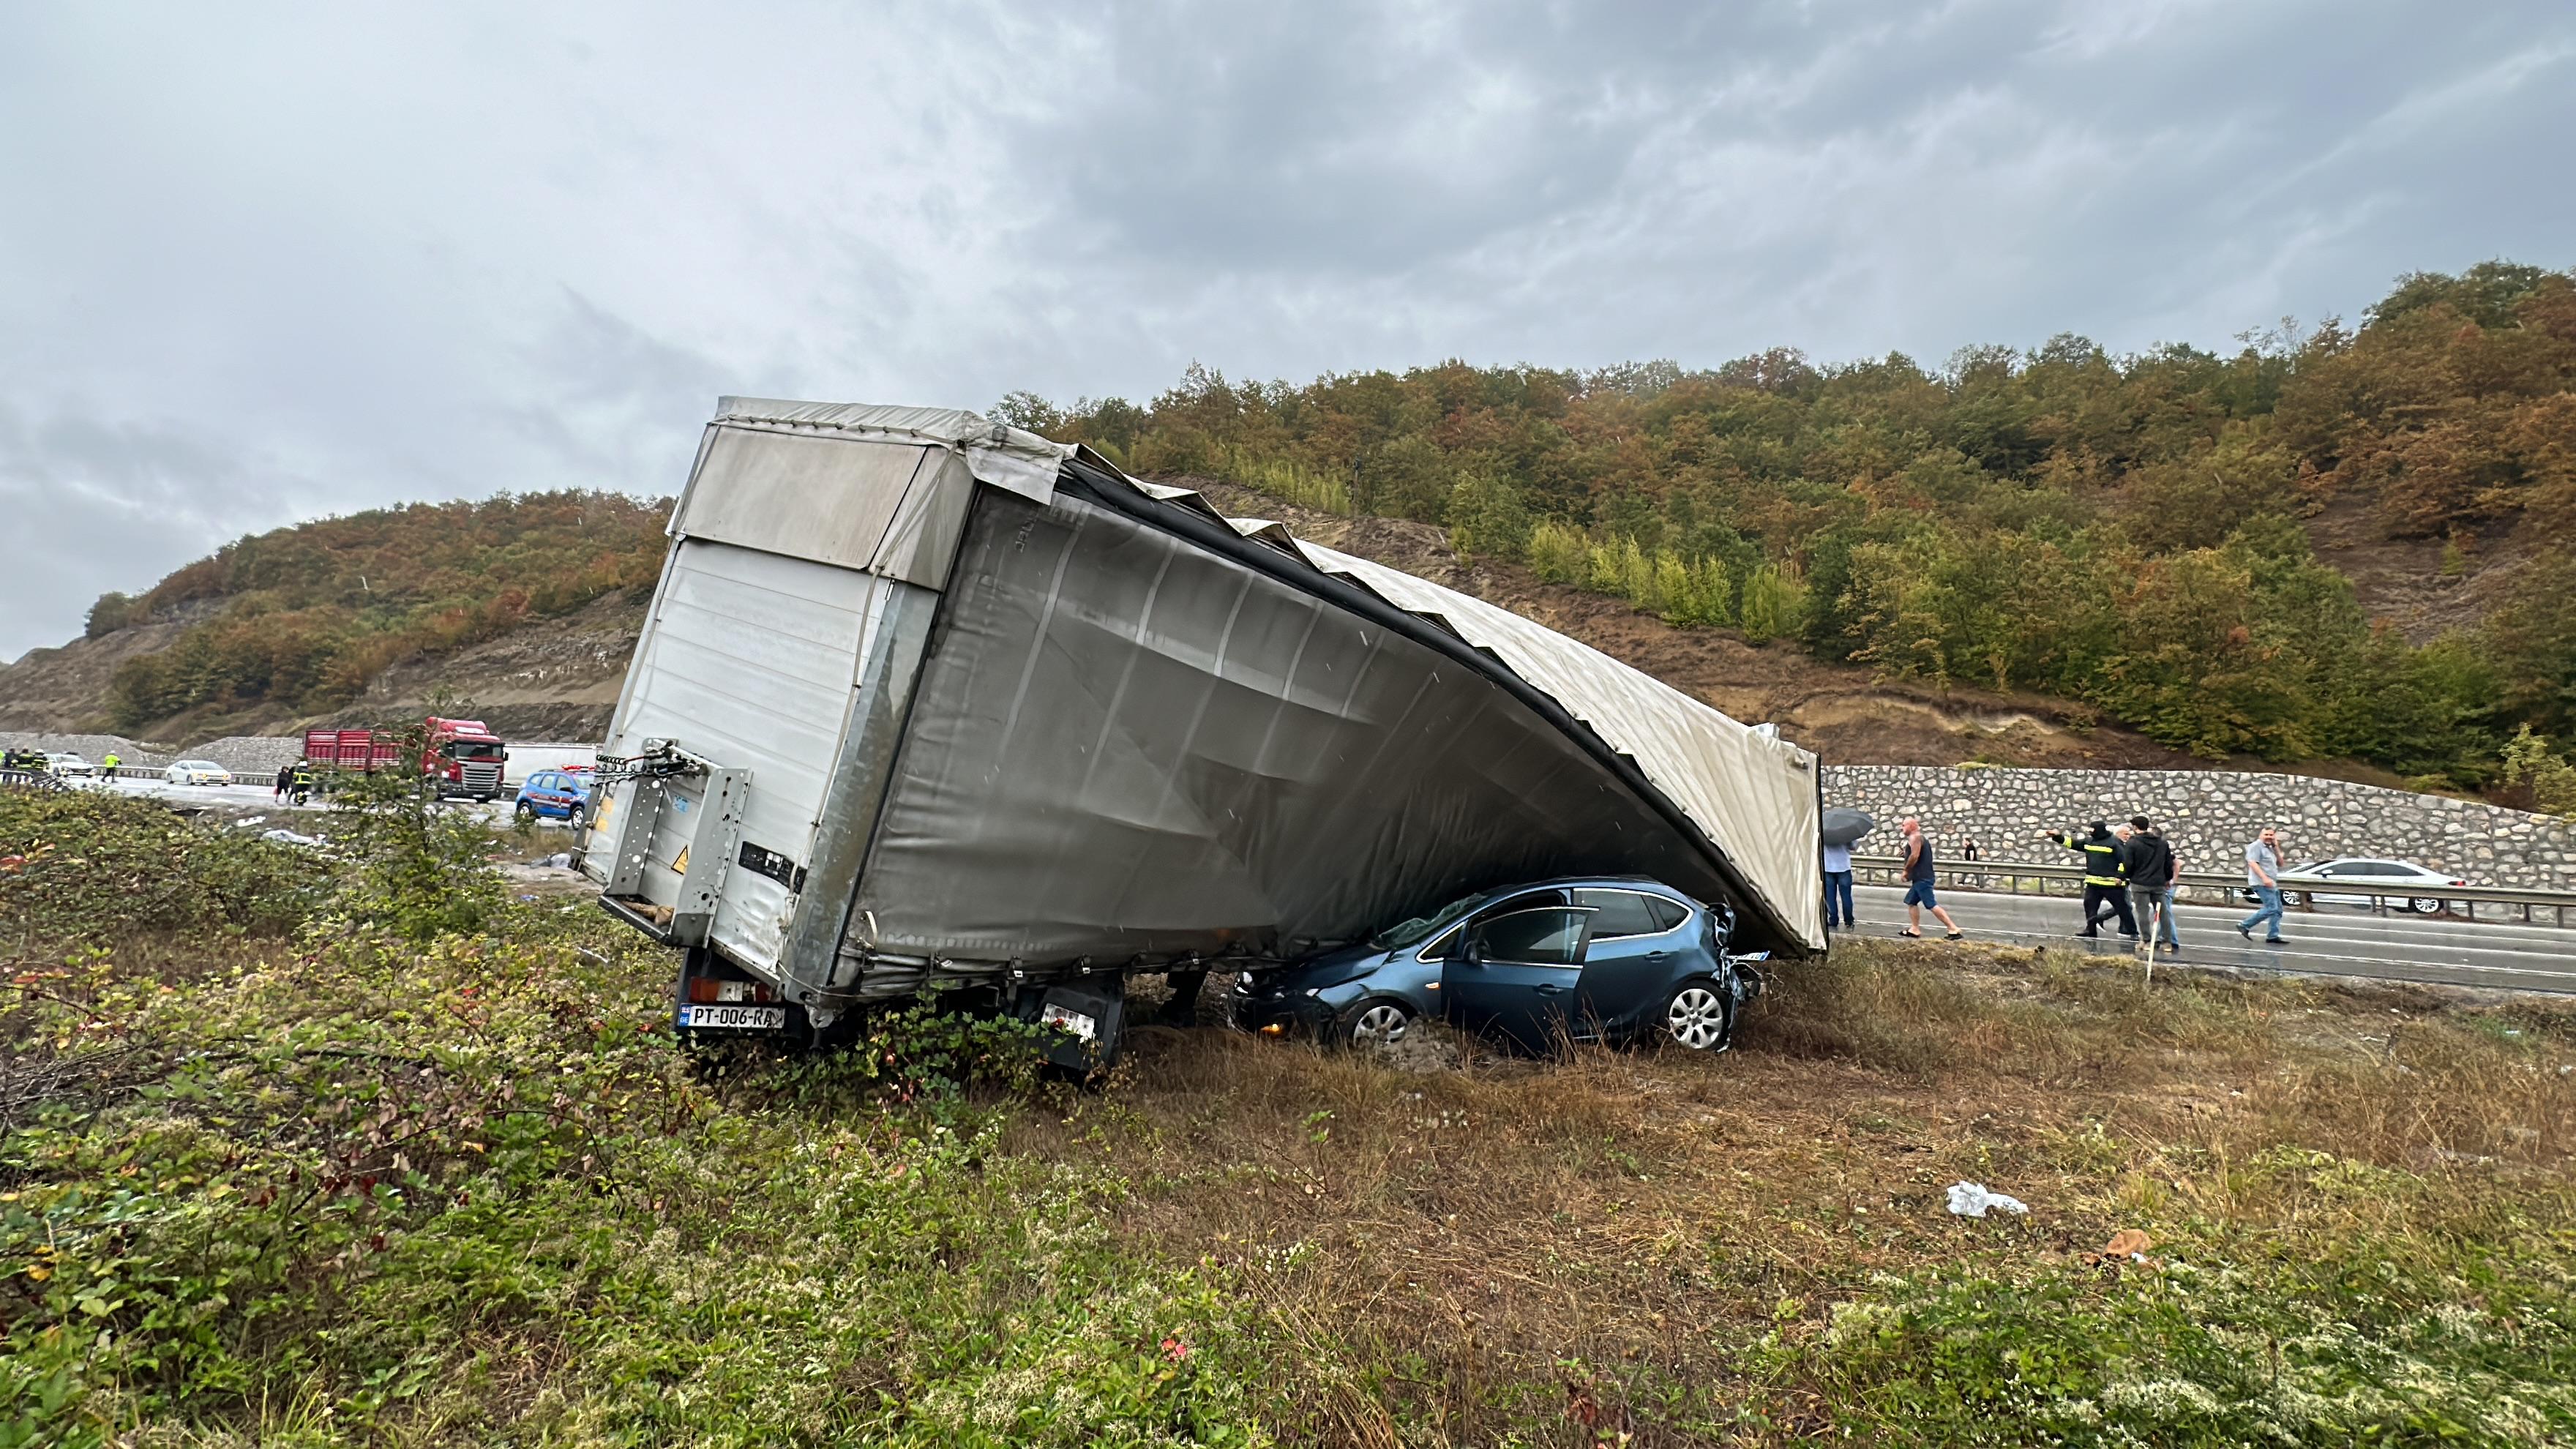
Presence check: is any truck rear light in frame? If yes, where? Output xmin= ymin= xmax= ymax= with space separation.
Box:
xmin=685 ymin=978 xmax=776 ymax=1004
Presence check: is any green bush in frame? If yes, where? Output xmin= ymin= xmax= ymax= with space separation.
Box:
xmin=1527 ymin=520 xmax=1587 ymax=584
xmin=0 ymin=789 xmax=323 ymax=949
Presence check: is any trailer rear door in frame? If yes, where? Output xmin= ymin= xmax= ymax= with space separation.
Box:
xmin=600 ymin=536 xmax=899 ymax=973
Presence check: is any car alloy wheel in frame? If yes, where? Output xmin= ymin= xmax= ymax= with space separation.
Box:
xmin=1347 ymin=1000 xmax=1412 ymax=1048
xmin=1663 ymin=983 xmax=1729 ymax=1052
xmin=2408 ymin=897 xmax=2446 ymax=916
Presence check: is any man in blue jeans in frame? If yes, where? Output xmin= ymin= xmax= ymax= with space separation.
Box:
xmin=1821 ymin=838 xmax=1855 ymax=932
xmin=1897 ymin=816 xmax=1965 ymax=940
xmin=2236 ymin=826 xmax=2290 ymax=943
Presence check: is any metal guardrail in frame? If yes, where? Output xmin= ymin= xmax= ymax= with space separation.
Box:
xmin=1848 ymin=854 xmax=2576 ymax=929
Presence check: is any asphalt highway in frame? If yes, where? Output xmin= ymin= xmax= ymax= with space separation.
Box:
xmin=1845 ymin=882 xmax=2576 ymax=994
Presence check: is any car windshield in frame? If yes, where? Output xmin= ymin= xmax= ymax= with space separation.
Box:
xmin=1367 ymin=889 xmax=1495 ymax=950
xmin=446 ymin=741 xmax=506 ymax=761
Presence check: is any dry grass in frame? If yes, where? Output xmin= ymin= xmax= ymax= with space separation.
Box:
xmin=1010 ymin=940 xmax=2576 ymax=1445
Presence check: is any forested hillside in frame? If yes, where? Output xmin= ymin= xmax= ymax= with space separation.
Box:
xmin=81 ymin=493 xmax=669 ymax=734
xmin=1000 ymin=261 xmax=2576 ymax=788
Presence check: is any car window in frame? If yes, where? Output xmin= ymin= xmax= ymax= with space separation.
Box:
xmin=1575 ymin=889 xmax=1669 ymax=940
xmin=1473 ymin=908 xmax=1588 ymax=966
xmin=1644 ymin=896 xmax=1689 ymax=932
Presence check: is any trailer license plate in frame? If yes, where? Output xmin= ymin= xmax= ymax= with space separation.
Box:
xmin=680 ymin=1004 xmax=787 ymax=1030
xmin=1040 ymin=1003 xmax=1096 ymax=1041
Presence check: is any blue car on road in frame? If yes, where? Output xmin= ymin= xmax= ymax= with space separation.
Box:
xmin=512 ymin=768 xmax=594 ymax=825
xmin=1232 ymin=877 xmax=1763 ymax=1054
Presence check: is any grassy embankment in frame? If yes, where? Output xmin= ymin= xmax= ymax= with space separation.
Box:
xmin=3 ymin=787 xmax=2572 ymax=1445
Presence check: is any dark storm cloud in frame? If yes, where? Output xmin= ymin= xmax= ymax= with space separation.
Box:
xmin=1 ymin=0 xmax=2569 ymax=662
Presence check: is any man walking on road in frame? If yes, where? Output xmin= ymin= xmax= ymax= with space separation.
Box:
xmin=1898 ymin=817 xmax=1965 ymax=940
xmin=274 ymin=764 xmax=293 ymax=801
xmin=2237 ymin=827 xmax=2289 ymax=944
xmin=1821 ymin=837 xmax=1854 ymax=932
xmin=2048 ymin=820 xmax=2136 ymax=939
xmin=2123 ymin=817 xmax=2180 ymax=956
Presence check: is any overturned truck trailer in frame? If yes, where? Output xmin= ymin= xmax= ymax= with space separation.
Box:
xmin=583 ymin=400 xmax=1824 ymax=1055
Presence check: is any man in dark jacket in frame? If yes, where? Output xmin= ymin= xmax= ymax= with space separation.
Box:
xmin=2122 ymin=817 xmax=2180 ymax=956
xmin=2048 ymin=820 xmax=2135 ymax=939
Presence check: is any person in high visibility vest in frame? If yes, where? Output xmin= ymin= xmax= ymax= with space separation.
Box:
xmin=2048 ymin=820 xmax=2136 ymax=939
xmin=290 ymin=762 xmax=315 ymax=806
xmin=101 ymin=752 xmax=121 ymax=779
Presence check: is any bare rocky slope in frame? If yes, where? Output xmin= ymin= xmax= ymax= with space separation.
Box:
xmin=0 ymin=588 xmax=646 ymax=749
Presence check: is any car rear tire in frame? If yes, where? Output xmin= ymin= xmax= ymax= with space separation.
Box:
xmin=515 ymin=801 xmax=536 ymax=821
xmin=2408 ymin=896 xmax=2446 ymax=916
xmin=1661 ymin=980 xmax=1731 ymax=1052
xmin=1345 ymin=999 xmax=1414 ymax=1049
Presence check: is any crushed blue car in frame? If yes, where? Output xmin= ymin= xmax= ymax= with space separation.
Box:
xmin=1232 ymin=877 xmax=1764 ymax=1054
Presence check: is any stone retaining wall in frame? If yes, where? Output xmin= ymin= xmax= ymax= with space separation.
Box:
xmin=1824 ymin=765 xmax=2576 ymax=891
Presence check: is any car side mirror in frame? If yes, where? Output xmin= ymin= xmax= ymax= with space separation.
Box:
xmin=1457 ymin=936 xmax=1484 ymax=966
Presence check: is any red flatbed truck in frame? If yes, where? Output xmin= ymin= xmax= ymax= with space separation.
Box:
xmin=302 ymin=716 xmax=511 ymax=801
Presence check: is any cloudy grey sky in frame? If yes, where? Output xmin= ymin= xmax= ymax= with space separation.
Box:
xmin=3 ymin=0 xmax=2570 ymax=661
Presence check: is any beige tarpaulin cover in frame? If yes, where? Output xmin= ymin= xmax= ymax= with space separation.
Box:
xmin=1104 ymin=472 xmax=1827 ymax=954
xmin=1278 ymin=539 xmax=1824 ymax=951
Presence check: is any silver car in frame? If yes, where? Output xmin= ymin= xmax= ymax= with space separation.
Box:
xmin=2274 ymin=858 xmax=2471 ymax=915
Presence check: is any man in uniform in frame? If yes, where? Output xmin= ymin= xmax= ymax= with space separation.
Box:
xmin=2048 ymin=820 xmax=2135 ymax=940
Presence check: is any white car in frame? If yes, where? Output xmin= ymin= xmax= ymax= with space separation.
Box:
xmin=162 ymin=759 xmax=236 ymax=787
xmin=2273 ymin=858 xmax=2471 ymax=914
xmin=46 ymin=754 xmax=96 ymax=777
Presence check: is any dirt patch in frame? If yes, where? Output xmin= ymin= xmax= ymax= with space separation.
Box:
xmin=2304 ymin=493 xmax=2537 ymax=643
xmin=355 ymin=588 xmax=645 ymax=743
xmin=1182 ymin=478 xmax=2212 ymax=768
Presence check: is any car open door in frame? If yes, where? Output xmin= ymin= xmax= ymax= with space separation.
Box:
xmin=1443 ymin=906 xmax=1593 ymax=1052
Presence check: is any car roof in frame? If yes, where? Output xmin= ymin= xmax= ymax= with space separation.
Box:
xmin=1491 ymin=877 xmax=1697 ymax=903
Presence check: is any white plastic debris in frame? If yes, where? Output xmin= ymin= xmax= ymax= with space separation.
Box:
xmin=1946 ymin=1181 xmax=2029 ymax=1218
xmin=542 ymin=852 xmax=574 ymax=869
xmin=234 ymin=815 xmax=267 ymax=828
xmin=261 ymin=828 xmax=325 ymax=847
